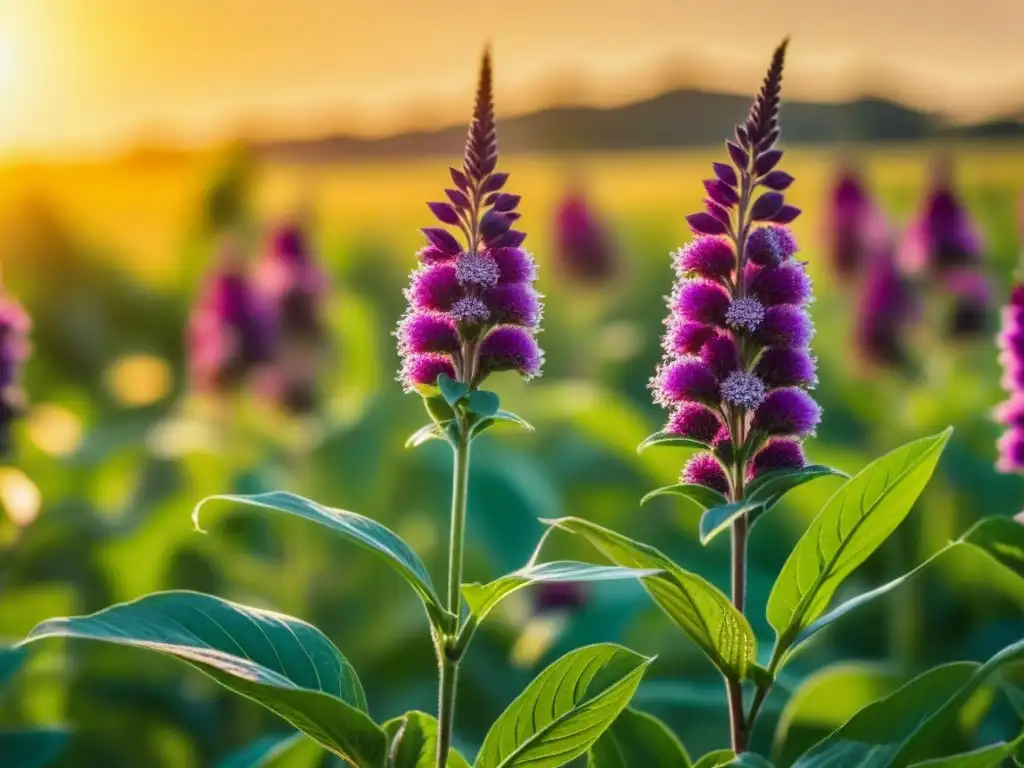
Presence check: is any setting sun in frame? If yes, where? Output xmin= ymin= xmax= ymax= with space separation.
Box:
xmin=0 ymin=38 xmax=13 ymax=91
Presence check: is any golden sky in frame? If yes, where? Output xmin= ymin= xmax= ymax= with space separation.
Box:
xmin=1 ymin=0 xmax=1022 ymax=156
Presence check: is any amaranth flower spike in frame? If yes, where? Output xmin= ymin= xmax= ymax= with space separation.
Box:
xmin=651 ymin=38 xmax=819 ymax=500
xmin=398 ymin=49 xmax=543 ymax=394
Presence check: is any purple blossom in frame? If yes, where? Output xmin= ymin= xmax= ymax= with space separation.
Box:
xmin=533 ymin=581 xmax=587 ymax=615
xmin=553 ymin=187 xmax=616 ymax=284
xmin=479 ymin=325 xmax=544 ymax=378
xmin=666 ymin=403 xmax=723 ymax=444
xmin=943 ymin=267 xmax=992 ymax=338
xmin=825 ymin=167 xmax=889 ymax=277
xmin=749 ymin=438 xmax=805 ymax=478
xmin=397 ymin=50 xmax=543 ymax=392
xmin=0 ymin=296 xmax=30 ymax=451
xmin=189 ymin=245 xmax=276 ymax=395
xmin=682 ymin=453 xmax=730 ymax=495
xmin=676 ymin=237 xmax=736 ymax=280
xmin=854 ymin=246 xmax=917 ymax=369
xmin=996 ymin=283 xmax=1024 ymax=473
xmin=647 ymin=40 xmax=819 ymax=505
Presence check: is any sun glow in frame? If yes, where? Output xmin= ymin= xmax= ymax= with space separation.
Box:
xmin=0 ymin=38 xmax=14 ymax=92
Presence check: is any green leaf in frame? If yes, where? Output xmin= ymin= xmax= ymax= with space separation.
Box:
xmin=692 ymin=750 xmax=736 ymax=768
xmin=960 ymin=516 xmax=1024 ymax=580
xmin=637 ymin=432 xmax=708 ymax=453
xmin=438 ymin=374 xmax=468 ymax=406
xmin=772 ymin=663 xmax=903 ymax=765
xmin=382 ymin=711 xmax=471 ymax=768
xmin=424 ymin=394 xmax=457 ymax=424
xmin=0 ymin=729 xmax=69 ymax=768
xmin=462 ymin=561 xmax=660 ymax=625
xmin=728 ymin=755 xmax=774 ymax=767
xmin=217 ymin=733 xmax=323 ymax=768
xmin=492 ymin=410 xmax=534 ymax=431
xmin=698 ymin=501 xmax=755 ymax=545
xmin=21 ymin=591 xmax=388 ymax=767
xmin=473 ymin=643 xmax=653 ymax=768
xmin=405 ymin=423 xmax=446 ymax=449
xmin=640 ymin=484 xmax=729 ymax=512
xmin=908 ymin=733 xmax=1024 ymax=768
xmin=467 ymin=390 xmax=500 ymax=418
xmin=794 ymin=638 xmax=1024 ymax=768
xmin=194 ymin=491 xmax=446 ymax=627
xmin=0 ymin=644 xmax=28 ymax=688
xmin=588 ymin=708 xmax=692 ymax=768
xmin=543 ymin=517 xmax=756 ymax=681
xmin=743 ymin=465 xmax=848 ymax=507
xmin=767 ymin=429 xmax=951 ymax=657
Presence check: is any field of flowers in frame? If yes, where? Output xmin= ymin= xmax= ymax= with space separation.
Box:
xmin=1 ymin=72 xmax=1024 ymax=765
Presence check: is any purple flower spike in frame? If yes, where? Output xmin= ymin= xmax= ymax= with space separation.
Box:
xmin=554 ymin=187 xmax=617 ymax=284
xmin=943 ymin=267 xmax=992 ymax=338
xmin=826 ymin=166 xmax=889 ymax=277
xmin=667 ymin=403 xmax=723 ymax=444
xmin=0 ymin=295 xmax=30 ymax=450
xmin=676 ymin=237 xmax=736 ymax=281
xmin=996 ymin=273 xmax=1024 ymax=473
xmin=752 ymin=387 xmax=821 ymax=436
xmin=749 ymin=438 xmax=805 ymax=478
xmin=682 ymin=453 xmax=730 ymax=495
xmin=479 ymin=325 xmax=544 ymax=378
xmin=397 ymin=49 xmax=543 ymax=391
xmin=647 ymin=39 xmax=820 ymax=507
xmin=652 ymin=358 xmax=720 ymax=406
xmin=855 ymin=246 xmax=917 ymax=369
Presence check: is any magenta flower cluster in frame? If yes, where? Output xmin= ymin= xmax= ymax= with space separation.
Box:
xmin=996 ymin=284 xmax=1024 ymax=473
xmin=189 ymin=223 xmax=330 ymax=413
xmin=0 ymin=294 xmax=31 ymax=451
xmin=398 ymin=51 xmax=543 ymax=392
xmin=553 ymin=186 xmax=616 ymax=285
xmin=650 ymin=41 xmax=820 ymax=497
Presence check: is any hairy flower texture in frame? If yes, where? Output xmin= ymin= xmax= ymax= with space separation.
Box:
xmin=682 ymin=453 xmax=730 ymax=495
xmin=855 ymin=245 xmax=918 ymax=369
xmin=554 ymin=187 xmax=616 ymax=284
xmin=899 ymin=160 xmax=984 ymax=275
xmin=189 ymin=244 xmax=276 ymax=395
xmin=996 ymin=284 xmax=1024 ymax=472
xmin=398 ymin=50 xmax=543 ymax=392
xmin=648 ymin=39 xmax=819 ymax=497
xmin=0 ymin=296 xmax=30 ymax=451
xmin=826 ymin=166 xmax=890 ymax=277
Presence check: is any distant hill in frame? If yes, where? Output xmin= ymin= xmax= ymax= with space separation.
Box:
xmin=254 ymin=88 xmax=1024 ymax=163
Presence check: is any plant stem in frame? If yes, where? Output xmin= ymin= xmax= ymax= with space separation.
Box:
xmin=436 ymin=424 xmax=471 ymax=768
xmin=727 ymin=505 xmax=750 ymax=753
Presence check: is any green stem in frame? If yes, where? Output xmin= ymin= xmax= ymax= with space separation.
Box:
xmin=436 ymin=424 xmax=471 ymax=768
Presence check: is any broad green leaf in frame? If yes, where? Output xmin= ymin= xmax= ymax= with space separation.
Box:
xmin=588 ymin=708 xmax=691 ymax=768
xmin=0 ymin=644 xmax=28 ymax=688
xmin=382 ymin=711 xmax=471 ymax=768
xmin=728 ymin=755 xmax=774 ymax=767
xmin=692 ymin=750 xmax=736 ymax=768
xmin=767 ymin=429 xmax=951 ymax=655
xmin=743 ymin=465 xmax=848 ymax=507
xmin=0 ymin=729 xmax=69 ymax=768
xmin=641 ymin=484 xmax=729 ymax=512
xmin=21 ymin=591 xmax=387 ymax=767
xmin=474 ymin=643 xmax=653 ymax=768
xmin=194 ymin=491 xmax=446 ymax=626
xmin=699 ymin=501 xmax=754 ymax=545
xmin=795 ymin=638 xmax=1024 ymax=768
xmin=543 ymin=517 xmax=755 ymax=681
xmin=772 ymin=663 xmax=903 ymax=765
xmin=438 ymin=374 xmax=468 ymax=406
xmin=960 ymin=516 xmax=1024 ymax=580
xmin=424 ymin=394 xmax=457 ymax=424
xmin=638 ymin=432 xmax=708 ymax=453
xmin=462 ymin=561 xmax=659 ymax=625
xmin=492 ymin=410 xmax=534 ymax=431
xmin=405 ymin=423 xmax=446 ymax=449
xmin=218 ymin=733 xmax=323 ymax=768
xmin=467 ymin=390 xmax=500 ymax=418
xmin=909 ymin=733 xmax=1024 ymax=768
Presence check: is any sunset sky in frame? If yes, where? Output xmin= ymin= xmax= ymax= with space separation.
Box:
xmin=1 ymin=0 xmax=1022 ymax=156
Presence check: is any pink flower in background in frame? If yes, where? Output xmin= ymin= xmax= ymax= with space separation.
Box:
xmin=854 ymin=244 xmax=918 ymax=369
xmin=0 ymin=295 xmax=31 ymax=452
xmin=825 ymin=165 xmax=889 ymax=278
xmin=996 ymin=285 xmax=1024 ymax=473
xmin=553 ymin=186 xmax=616 ymax=284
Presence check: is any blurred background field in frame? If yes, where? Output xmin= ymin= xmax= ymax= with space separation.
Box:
xmin=2 ymin=1 xmax=1024 ymax=765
